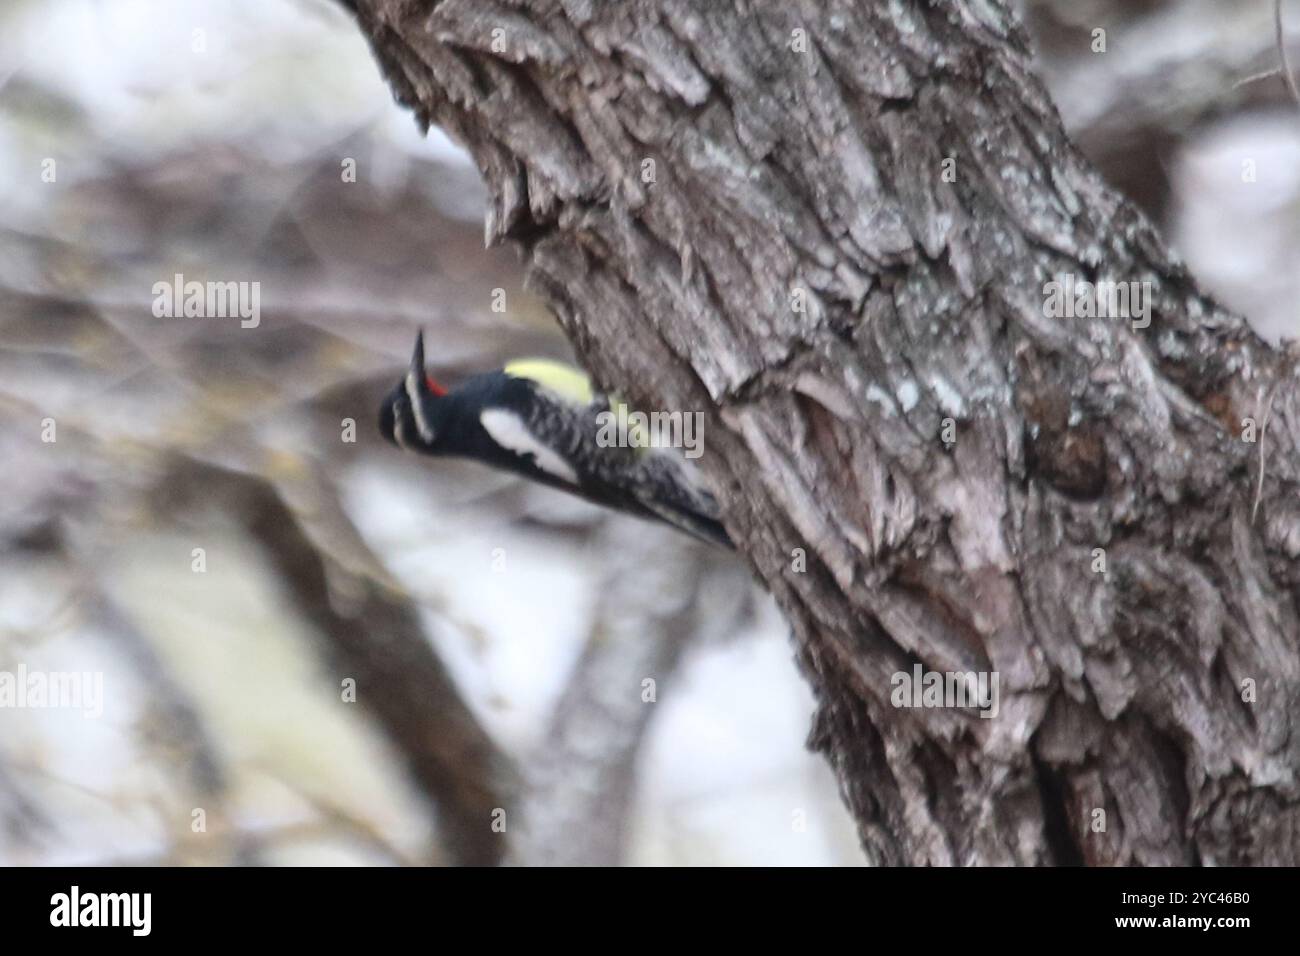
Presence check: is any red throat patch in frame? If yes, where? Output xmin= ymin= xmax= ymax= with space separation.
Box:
xmin=425 ymin=375 xmax=447 ymax=397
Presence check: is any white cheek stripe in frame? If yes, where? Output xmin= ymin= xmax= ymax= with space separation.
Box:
xmin=405 ymin=372 xmax=436 ymax=443
xmin=480 ymin=409 xmax=579 ymax=484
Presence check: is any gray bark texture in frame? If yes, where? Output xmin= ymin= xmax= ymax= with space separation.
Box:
xmin=341 ymin=0 xmax=1300 ymax=865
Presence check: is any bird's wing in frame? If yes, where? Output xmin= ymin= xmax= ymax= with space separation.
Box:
xmin=501 ymin=358 xmax=732 ymax=548
xmin=478 ymin=407 xmax=581 ymax=486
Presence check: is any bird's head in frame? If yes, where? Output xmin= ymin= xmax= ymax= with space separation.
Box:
xmin=379 ymin=330 xmax=447 ymax=449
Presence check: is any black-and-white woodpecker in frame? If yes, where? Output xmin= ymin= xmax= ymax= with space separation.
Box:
xmin=378 ymin=332 xmax=733 ymax=548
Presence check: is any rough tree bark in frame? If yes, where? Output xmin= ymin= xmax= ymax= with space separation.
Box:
xmin=340 ymin=0 xmax=1300 ymax=865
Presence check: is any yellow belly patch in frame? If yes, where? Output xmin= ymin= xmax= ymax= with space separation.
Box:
xmin=504 ymin=358 xmax=595 ymax=406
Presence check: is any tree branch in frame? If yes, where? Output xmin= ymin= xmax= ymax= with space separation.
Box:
xmin=158 ymin=457 xmax=517 ymax=866
xmin=342 ymin=0 xmax=1300 ymax=865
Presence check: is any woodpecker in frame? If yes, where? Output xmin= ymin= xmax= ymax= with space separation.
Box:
xmin=378 ymin=332 xmax=732 ymax=548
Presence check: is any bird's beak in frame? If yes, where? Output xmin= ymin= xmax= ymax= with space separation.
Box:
xmin=407 ymin=329 xmax=447 ymax=397
xmin=409 ymin=330 xmax=427 ymax=386
xmin=406 ymin=329 xmax=432 ymax=401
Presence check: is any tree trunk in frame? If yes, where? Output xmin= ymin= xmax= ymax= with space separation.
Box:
xmin=341 ymin=0 xmax=1300 ymax=865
